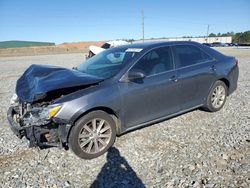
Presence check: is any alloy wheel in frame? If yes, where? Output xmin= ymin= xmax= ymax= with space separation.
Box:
xmin=211 ymin=85 xmax=226 ymax=109
xmin=78 ymin=118 xmax=112 ymax=154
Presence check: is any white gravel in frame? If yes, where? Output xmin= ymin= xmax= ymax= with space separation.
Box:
xmin=0 ymin=48 xmax=249 ymax=187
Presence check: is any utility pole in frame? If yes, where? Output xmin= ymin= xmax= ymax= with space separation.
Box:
xmin=206 ymin=24 xmax=210 ymax=43
xmin=141 ymin=1 xmax=145 ymax=42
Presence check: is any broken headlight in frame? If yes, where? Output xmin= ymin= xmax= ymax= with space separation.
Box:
xmin=22 ymin=105 xmax=62 ymax=126
xmin=38 ymin=105 xmax=62 ymax=120
xmin=48 ymin=105 xmax=62 ymax=119
xmin=10 ymin=93 xmax=19 ymax=106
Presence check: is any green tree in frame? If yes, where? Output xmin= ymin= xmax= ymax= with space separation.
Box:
xmin=242 ymin=31 xmax=250 ymax=43
xmin=221 ymin=31 xmax=234 ymax=37
xmin=233 ymin=31 xmax=250 ymax=43
xmin=209 ymin=33 xmax=216 ymax=37
xmin=232 ymin=32 xmax=242 ymax=43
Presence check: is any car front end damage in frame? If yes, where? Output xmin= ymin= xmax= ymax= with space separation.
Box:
xmin=7 ymin=64 xmax=103 ymax=149
xmin=7 ymin=94 xmax=70 ymax=149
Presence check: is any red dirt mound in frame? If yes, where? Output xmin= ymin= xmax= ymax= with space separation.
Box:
xmin=58 ymin=41 xmax=105 ymax=50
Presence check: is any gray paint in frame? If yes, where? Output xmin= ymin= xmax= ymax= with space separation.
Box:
xmin=53 ymin=41 xmax=239 ymax=135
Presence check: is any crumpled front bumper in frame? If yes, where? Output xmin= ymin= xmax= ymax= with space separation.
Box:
xmin=7 ymin=107 xmax=69 ymax=149
xmin=7 ymin=107 xmax=25 ymax=139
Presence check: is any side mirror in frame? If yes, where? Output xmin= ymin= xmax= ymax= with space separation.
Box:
xmin=127 ymin=70 xmax=145 ymax=81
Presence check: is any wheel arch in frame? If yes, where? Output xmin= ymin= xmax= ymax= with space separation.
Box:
xmin=66 ymin=106 xmax=121 ymax=143
xmin=218 ymin=77 xmax=230 ymax=95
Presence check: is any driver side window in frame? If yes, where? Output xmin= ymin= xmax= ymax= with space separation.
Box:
xmin=131 ymin=46 xmax=173 ymax=76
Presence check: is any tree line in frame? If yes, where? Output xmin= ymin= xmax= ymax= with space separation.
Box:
xmin=209 ymin=31 xmax=250 ymax=44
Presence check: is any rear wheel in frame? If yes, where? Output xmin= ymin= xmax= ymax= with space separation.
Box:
xmin=204 ymin=80 xmax=228 ymax=112
xmin=69 ymin=111 xmax=116 ymax=159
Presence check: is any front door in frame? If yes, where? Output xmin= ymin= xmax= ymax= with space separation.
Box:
xmin=119 ymin=46 xmax=180 ymax=130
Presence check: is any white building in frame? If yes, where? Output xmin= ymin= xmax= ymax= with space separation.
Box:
xmin=137 ymin=36 xmax=232 ymax=44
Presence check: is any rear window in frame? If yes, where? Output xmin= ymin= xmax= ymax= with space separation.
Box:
xmin=101 ymin=43 xmax=111 ymax=49
xmin=173 ymin=45 xmax=213 ymax=68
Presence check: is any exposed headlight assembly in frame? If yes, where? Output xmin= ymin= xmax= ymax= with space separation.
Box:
xmin=10 ymin=93 xmax=19 ymax=106
xmin=48 ymin=105 xmax=62 ymax=119
xmin=37 ymin=105 xmax=62 ymax=119
xmin=22 ymin=105 xmax=62 ymax=126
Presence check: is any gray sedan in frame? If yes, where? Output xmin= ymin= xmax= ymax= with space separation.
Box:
xmin=8 ymin=41 xmax=239 ymax=159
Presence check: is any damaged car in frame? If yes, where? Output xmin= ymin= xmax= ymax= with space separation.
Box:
xmin=87 ymin=40 xmax=128 ymax=58
xmin=8 ymin=41 xmax=239 ymax=159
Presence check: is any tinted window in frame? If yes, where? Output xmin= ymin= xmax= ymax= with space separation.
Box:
xmin=101 ymin=43 xmax=111 ymax=49
xmin=173 ymin=45 xmax=213 ymax=68
xmin=131 ymin=47 xmax=173 ymax=76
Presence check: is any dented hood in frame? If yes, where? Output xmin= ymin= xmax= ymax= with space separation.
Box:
xmin=16 ymin=64 xmax=103 ymax=103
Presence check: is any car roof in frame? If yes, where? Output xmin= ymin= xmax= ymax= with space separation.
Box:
xmin=119 ymin=41 xmax=201 ymax=50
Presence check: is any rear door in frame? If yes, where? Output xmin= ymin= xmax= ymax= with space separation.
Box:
xmin=172 ymin=44 xmax=216 ymax=109
xmin=119 ymin=46 xmax=180 ymax=129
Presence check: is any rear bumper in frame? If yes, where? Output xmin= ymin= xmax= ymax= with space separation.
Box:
xmin=228 ymin=65 xmax=239 ymax=95
xmin=7 ymin=107 xmax=69 ymax=149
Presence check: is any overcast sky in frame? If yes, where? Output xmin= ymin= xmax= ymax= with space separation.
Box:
xmin=0 ymin=0 xmax=250 ymax=43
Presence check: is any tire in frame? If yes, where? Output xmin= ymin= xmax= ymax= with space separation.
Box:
xmin=204 ymin=80 xmax=228 ymax=112
xmin=68 ymin=111 xmax=116 ymax=159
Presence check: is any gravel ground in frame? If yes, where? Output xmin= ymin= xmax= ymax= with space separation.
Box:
xmin=0 ymin=48 xmax=249 ymax=188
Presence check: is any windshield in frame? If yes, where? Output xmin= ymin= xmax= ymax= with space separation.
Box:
xmin=77 ymin=47 xmax=142 ymax=79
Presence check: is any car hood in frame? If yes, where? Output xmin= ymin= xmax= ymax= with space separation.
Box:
xmin=16 ymin=64 xmax=103 ymax=103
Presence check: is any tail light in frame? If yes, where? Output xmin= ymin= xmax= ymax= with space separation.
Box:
xmin=235 ymin=59 xmax=239 ymax=66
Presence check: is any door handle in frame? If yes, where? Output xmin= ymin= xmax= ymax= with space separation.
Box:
xmin=169 ymin=76 xmax=178 ymax=82
xmin=210 ymin=65 xmax=216 ymax=71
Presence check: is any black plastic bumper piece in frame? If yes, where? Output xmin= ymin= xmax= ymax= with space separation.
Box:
xmin=7 ymin=107 xmax=26 ymax=139
xmin=7 ymin=107 xmax=67 ymax=149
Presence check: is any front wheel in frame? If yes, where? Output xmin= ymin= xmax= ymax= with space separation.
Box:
xmin=68 ymin=111 xmax=116 ymax=159
xmin=204 ymin=80 xmax=228 ymax=112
